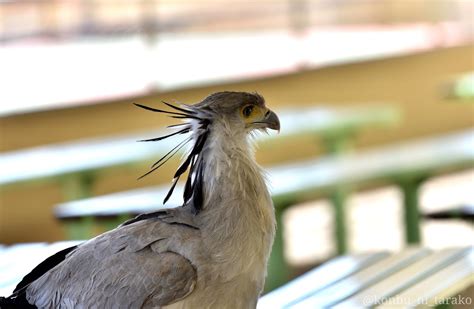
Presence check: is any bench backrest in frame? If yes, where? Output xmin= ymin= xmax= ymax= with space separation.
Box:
xmin=0 ymin=106 xmax=398 ymax=187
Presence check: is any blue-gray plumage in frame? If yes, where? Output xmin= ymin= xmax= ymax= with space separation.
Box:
xmin=0 ymin=91 xmax=280 ymax=309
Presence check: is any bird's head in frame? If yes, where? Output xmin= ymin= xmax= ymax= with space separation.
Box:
xmin=191 ymin=91 xmax=280 ymax=133
xmin=134 ymin=91 xmax=279 ymax=213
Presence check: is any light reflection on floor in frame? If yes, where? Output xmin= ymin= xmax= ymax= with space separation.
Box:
xmin=285 ymin=169 xmax=474 ymax=266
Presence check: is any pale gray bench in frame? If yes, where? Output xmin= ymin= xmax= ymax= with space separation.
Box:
xmin=55 ymin=129 xmax=474 ymax=290
xmin=258 ymin=246 xmax=473 ymax=308
xmin=0 ymin=105 xmax=398 ymax=201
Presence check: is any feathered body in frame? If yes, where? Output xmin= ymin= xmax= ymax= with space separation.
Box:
xmin=167 ymin=110 xmax=275 ymax=308
xmin=1 ymin=91 xmax=279 ymax=309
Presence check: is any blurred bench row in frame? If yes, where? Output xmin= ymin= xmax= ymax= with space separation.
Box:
xmin=54 ymin=129 xmax=474 ymax=290
xmin=2 ymin=104 xmax=473 ymax=290
xmin=0 ymin=105 xmax=398 ymax=197
xmin=259 ymin=246 xmax=473 ymax=308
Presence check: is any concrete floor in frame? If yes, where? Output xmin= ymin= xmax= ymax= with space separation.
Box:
xmin=285 ymin=169 xmax=474 ymax=265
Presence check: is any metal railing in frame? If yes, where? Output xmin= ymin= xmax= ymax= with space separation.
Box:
xmin=0 ymin=0 xmax=470 ymax=42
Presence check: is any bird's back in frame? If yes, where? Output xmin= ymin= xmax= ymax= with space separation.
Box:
xmin=5 ymin=209 xmax=201 ymax=309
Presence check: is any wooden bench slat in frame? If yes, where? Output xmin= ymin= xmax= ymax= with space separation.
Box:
xmin=332 ymin=247 xmax=471 ymax=308
xmin=379 ymin=248 xmax=474 ymax=308
xmin=257 ymin=252 xmax=389 ymax=309
xmin=288 ymin=247 xmax=431 ymax=308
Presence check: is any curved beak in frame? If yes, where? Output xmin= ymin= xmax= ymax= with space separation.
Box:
xmin=263 ymin=109 xmax=280 ymax=132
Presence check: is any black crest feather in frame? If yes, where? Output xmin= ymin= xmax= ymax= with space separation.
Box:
xmin=135 ymin=101 xmax=210 ymax=213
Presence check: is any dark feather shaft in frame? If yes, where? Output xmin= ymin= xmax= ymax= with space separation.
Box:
xmin=167 ymin=123 xmax=188 ymax=128
xmin=138 ymin=127 xmax=190 ymax=142
xmin=183 ymin=155 xmax=197 ymax=201
xmin=138 ymin=137 xmax=191 ymax=180
xmin=163 ymin=131 xmax=208 ymax=204
xmin=150 ymin=136 xmax=192 ymax=169
xmin=163 ymin=176 xmax=180 ymax=204
xmin=171 ymin=115 xmax=201 ymax=120
xmin=136 ymin=99 xmax=211 ymax=211
xmin=193 ymin=159 xmax=205 ymax=213
xmin=173 ymin=132 xmax=208 ymax=179
xmin=162 ymin=101 xmax=197 ymax=115
xmin=133 ymin=103 xmax=194 ymax=118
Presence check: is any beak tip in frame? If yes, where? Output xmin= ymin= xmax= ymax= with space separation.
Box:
xmin=265 ymin=109 xmax=280 ymax=132
xmin=273 ymin=123 xmax=281 ymax=133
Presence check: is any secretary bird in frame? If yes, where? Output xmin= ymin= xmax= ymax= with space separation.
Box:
xmin=0 ymin=91 xmax=280 ymax=309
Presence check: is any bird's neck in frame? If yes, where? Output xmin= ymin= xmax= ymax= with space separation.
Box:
xmin=201 ymin=125 xmax=264 ymax=216
xmin=197 ymin=125 xmax=275 ymax=271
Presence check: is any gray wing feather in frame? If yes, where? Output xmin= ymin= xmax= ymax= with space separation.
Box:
xmin=26 ymin=214 xmax=198 ymax=309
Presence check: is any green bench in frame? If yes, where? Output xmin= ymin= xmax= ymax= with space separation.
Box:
xmin=0 ymin=105 xmax=398 ymax=201
xmin=55 ymin=129 xmax=474 ymax=290
xmin=258 ymin=246 xmax=473 ymax=308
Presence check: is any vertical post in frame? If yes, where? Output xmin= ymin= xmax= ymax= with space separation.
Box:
xmin=265 ymin=205 xmax=290 ymax=292
xmin=323 ymin=133 xmax=352 ymax=255
xmin=61 ymin=173 xmax=95 ymax=239
xmin=101 ymin=214 xmax=132 ymax=233
xmin=63 ymin=173 xmax=93 ymax=201
xmin=400 ymin=178 xmax=423 ymax=244
xmin=322 ymin=132 xmax=353 ymax=155
xmin=330 ymin=186 xmax=349 ymax=254
xmin=65 ymin=217 xmax=94 ymax=240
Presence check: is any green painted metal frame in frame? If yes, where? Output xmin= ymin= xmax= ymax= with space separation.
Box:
xmin=322 ymin=130 xmax=353 ymax=255
xmin=265 ymin=205 xmax=290 ymax=292
xmin=61 ymin=173 xmax=96 ymax=239
xmin=397 ymin=175 xmax=428 ymax=245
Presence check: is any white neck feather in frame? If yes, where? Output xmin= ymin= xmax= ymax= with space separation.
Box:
xmin=196 ymin=121 xmax=275 ymax=275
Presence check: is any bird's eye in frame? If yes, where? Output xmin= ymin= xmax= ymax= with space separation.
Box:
xmin=242 ymin=105 xmax=254 ymax=118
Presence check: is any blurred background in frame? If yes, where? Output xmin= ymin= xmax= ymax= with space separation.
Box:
xmin=0 ymin=0 xmax=473 ymax=294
